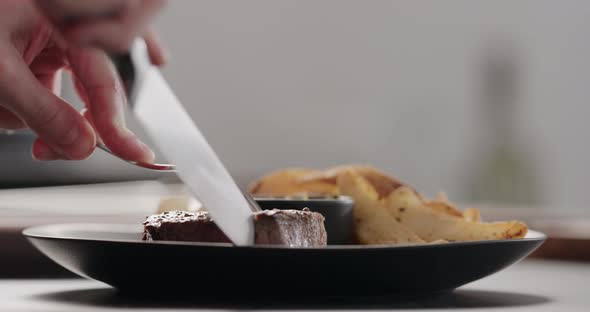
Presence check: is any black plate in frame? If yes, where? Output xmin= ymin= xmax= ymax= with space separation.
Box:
xmin=23 ymin=224 xmax=545 ymax=296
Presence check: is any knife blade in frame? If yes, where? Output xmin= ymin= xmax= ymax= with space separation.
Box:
xmin=128 ymin=39 xmax=255 ymax=245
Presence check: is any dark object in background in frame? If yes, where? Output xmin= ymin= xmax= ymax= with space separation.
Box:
xmin=111 ymin=52 xmax=136 ymax=96
xmin=528 ymin=217 xmax=590 ymax=262
xmin=0 ymin=131 xmax=164 ymax=188
xmin=142 ymin=209 xmax=327 ymax=247
xmin=255 ymin=196 xmax=353 ymax=245
xmin=468 ymin=207 xmax=590 ymax=263
xmin=465 ymin=42 xmax=540 ymax=205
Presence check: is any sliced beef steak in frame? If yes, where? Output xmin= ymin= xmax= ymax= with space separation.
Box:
xmin=142 ymin=209 xmax=326 ymax=247
xmin=142 ymin=210 xmax=231 ymax=243
xmin=254 ymin=208 xmax=327 ymax=247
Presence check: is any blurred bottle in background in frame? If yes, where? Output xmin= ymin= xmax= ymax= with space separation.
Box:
xmin=466 ymin=41 xmax=540 ymax=206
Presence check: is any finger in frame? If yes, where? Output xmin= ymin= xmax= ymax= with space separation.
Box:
xmin=71 ymin=70 xmax=91 ymax=105
xmin=67 ymin=47 xmax=155 ymax=162
xmin=33 ymin=67 xmax=63 ymax=97
xmin=32 ymin=57 xmax=78 ymax=159
xmin=80 ymin=108 xmax=104 ymax=145
xmin=0 ymin=44 xmax=96 ymax=160
xmin=59 ymin=0 xmax=166 ymax=53
xmin=143 ymin=28 xmax=167 ymax=66
xmin=32 ymin=138 xmax=63 ymax=161
xmin=29 ymin=47 xmax=67 ymax=95
xmin=34 ymin=0 xmax=134 ymax=24
xmin=1 ymin=46 xmax=64 ymax=130
xmin=26 ymin=47 xmax=70 ymax=162
xmin=26 ymin=47 xmax=68 ymax=159
xmin=0 ymin=107 xmax=25 ymax=129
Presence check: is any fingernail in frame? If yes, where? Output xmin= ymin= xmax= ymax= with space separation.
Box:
xmin=59 ymin=123 xmax=96 ymax=160
xmin=123 ymin=128 xmax=156 ymax=163
xmin=61 ymin=122 xmax=81 ymax=147
xmin=138 ymin=140 xmax=156 ymax=163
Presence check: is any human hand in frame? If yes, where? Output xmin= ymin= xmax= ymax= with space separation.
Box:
xmin=34 ymin=0 xmax=166 ymax=53
xmin=0 ymin=0 xmax=163 ymax=161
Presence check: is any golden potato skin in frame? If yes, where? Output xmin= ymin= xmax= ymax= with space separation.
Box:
xmin=463 ymin=208 xmax=482 ymax=222
xmin=383 ymin=187 xmax=527 ymax=242
xmin=337 ymin=171 xmax=424 ymax=245
xmin=248 ymin=168 xmax=339 ymax=197
xmin=424 ymin=200 xmax=464 ymax=218
xmin=301 ymin=164 xmax=405 ymax=199
xmin=250 ymin=164 xmax=528 ymax=245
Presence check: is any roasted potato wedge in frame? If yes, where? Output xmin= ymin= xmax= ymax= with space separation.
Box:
xmin=383 ymin=186 xmax=528 ymax=242
xmin=424 ymin=191 xmax=463 ymax=217
xmin=252 ymin=164 xmax=527 ymax=245
xmin=463 ymin=208 xmax=482 ymax=222
xmin=337 ymin=171 xmax=424 ymax=245
xmin=302 ymin=164 xmax=405 ymax=198
xmin=424 ymin=192 xmax=481 ymax=222
xmin=424 ymin=200 xmax=463 ymax=218
xmin=248 ymin=168 xmax=339 ymax=196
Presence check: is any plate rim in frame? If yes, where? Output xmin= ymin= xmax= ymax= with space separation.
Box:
xmin=22 ymin=223 xmax=547 ymax=251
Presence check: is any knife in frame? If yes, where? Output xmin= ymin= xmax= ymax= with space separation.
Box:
xmin=126 ymin=39 xmax=255 ymax=246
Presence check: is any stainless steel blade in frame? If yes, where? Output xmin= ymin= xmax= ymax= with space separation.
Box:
xmin=129 ymin=40 xmax=254 ymax=245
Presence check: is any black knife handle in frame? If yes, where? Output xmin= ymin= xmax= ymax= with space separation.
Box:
xmin=110 ymin=52 xmax=136 ymax=106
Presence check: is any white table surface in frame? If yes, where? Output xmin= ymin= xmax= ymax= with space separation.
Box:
xmin=1 ymin=259 xmax=588 ymax=312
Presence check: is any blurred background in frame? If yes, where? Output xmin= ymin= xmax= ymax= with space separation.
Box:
xmin=147 ymin=0 xmax=585 ymax=210
xmin=5 ymin=0 xmax=590 ymax=208
xmin=2 ymin=0 xmax=590 ymax=274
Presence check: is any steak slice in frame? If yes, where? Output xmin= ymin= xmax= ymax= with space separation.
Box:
xmin=142 ymin=210 xmax=231 ymax=243
xmin=254 ymin=208 xmax=327 ymax=247
xmin=142 ymin=209 xmax=326 ymax=247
